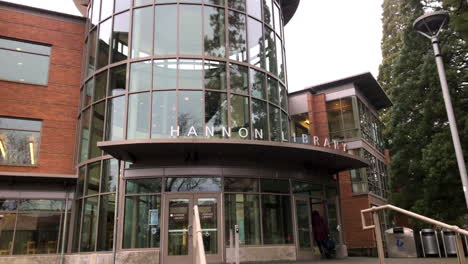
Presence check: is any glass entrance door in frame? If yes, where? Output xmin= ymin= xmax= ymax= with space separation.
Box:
xmin=295 ymin=196 xmax=314 ymax=259
xmin=163 ymin=194 xmax=221 ymax=264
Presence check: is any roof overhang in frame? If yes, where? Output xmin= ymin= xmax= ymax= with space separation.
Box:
xmin=97 ymin=139 xmax=368 ymax=173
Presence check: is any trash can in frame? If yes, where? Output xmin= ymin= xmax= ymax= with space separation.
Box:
xmin=441 ymin=229 xmax=457 ymax=256
xmin=385 ymin=227 xmax=417 ymax=258
xmin=420 ymin=229 xmax=440 ymax=257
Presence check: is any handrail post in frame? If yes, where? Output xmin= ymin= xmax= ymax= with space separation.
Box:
xmin=372 ymin=212 xmax=385 ymax=264
xmin=193 ymin=205 xmax=207 ymax=264
xmin=455 ymin=234 xmax=466 ymax=264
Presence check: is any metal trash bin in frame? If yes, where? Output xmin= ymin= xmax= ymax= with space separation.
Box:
xmin=420 ymin=229 xmax=441 ymax=257
xmin=385 ymin=227 xmax=417 ymax=258
xmin=441 ymin=229 xmax=457 ymax=256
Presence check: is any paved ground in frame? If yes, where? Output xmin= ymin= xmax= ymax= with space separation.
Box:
xmin=291 ymin=257 xmax=468 ymax=264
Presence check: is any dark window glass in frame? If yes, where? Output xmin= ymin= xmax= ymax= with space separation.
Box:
xmin=123 ymin=195 xmax=160 ymax=248
xmin=263 ymin=0 xmax=273 ymax=26
xmin=94 ymin=70 xmax=107 ymax=102
xmin=276 ymin=36 xmax=284 ymax=80
xmin=204 ymin=60 xmax=227 ymax=90
xmin=96 ymin=194 xmax=115 ymax=251
xmin=85 ymin=161 xmax=101 ymax=196
xmin=91 ymin=0 xmax=101 ymax=26
xmin=115 ymin=0 xmax=131 ymax=13
xmin=327 ymin=100 xmax=343 ymax=140
xmin=87 ymin=29 xmax=97 ymax=76
xmin=281 ymin=111 xmax=289 ymax=142
xmin=178 ymin=91 xmax=203 ymax=136
xmin=79 ymin=108 xmax=91 ymax=162
xmin=179 ymin=59 xmax=203 ymax=89
xmin=224 ymin=178 xmax=258 ymax=192
xmin=230 ymin=95 xmax=250 ymax=139
xmin=154 ymin=5 xmax=177 ymax=56
xmin=267 ymin=77 xmax=279 ymax=105
xmin=180 ymin=5 xmax=202 ymax=55
xmin=0 ymin=200 xmax=17 ymax=211
xmin=228 ymin=0 xmax=245 ymax=11
xmin=261 ymin=195 xmax=293 ymax=244
xmin=165 ymin=177 xmax=221 ymax=192
xmin=341 ymin=97 xmax=356 ymax=130
xmin=205 ymin=91 xmax=228 ymax=138
xmin=89 ymin=101 xmax=105 ymax=158
xmin=292 ymin=182 xmax=323 ymax=197
xmin=228 ymin=11 xmax=247 ymax=62
xmin=153 ymin=59 xmax=177 ymax=90
xmin=13 ymin=211 xmax=61 ymax=254
xmin=0 ymin=213 xmax=16 ymax=254
xmin=261 ymin=179 xmax=289 ymax=193
xmin=130 ymin=60 xmax=152 ymax=92
xmin=247 ymin=18 xmax=263 ymax=68
xmin=152 ymin=91 xmax=177 ymax=138
xmin=251 ymin=99 xmax=268 ymax=140
xmin=72 ymin=200 xmax=82 ymax=252
xmin=247 ymin=0 xmax=261 ymax=19
xmin=100 ymin=0 xmax=114 ymax=20
xmin=126 ymin=178 xmax=162 ymax=194
xmin=78 ymin=167 xmax=86 ymax=198
xmin=101 ymin=159 xmax=119 ymax=193
xmin=279 ymin=84 xmax=287 ymax=110
xmin=109 ymin=65 xmax=126 ymax=96
xmin=127 ymin=92 xmax=150 ymax=139
xmin=97 ymin=19 xmax=111 ymax=69
xmin=105 ymin=95 xmax=125 ymax=140
xmin=204 ymin=6 xmax=225 ymax=57
xmin=131 ymin=7 xmax=153 ymax=58
xmin=225 ymin=194 xmax=260 ymax=245
xmin=250 ymin=69 xmax=265 ymax=99
xmin=0 ymin=117 xmax=41 ymax=166
xmin=80 ymin=196 xmax=99 ymax=252
xmin=204 ymin=0 xmax=224 ymax=5
xmin=269 ymin=104 xmax=281 ymax=141
xmin=229 ymin=64 xmax=248 ymax=95
xmin=111 ymin=12 xmax=130 ymax=63
xmin=84 ymin=79 xmax=93 ymax=107
xmin=17 ymin=200 xmax=63 ymax=211
xmin=264 ymin=27 xmax=276 ymax=74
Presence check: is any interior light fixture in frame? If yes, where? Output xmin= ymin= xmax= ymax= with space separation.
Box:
xmin=0 ymin=134 xmax=6 ymax=159
xmin=16 ymin=48 xmax=22 ymax=51
xmin=28 ymin=136 xmax=35 ymax=165
xmin=305 ymin=120 xmax=310 ymax=125
xmin=17 ymin=62 xmax=23 ymax=65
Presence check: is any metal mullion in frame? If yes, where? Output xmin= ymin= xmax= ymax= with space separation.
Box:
xmin=116 ymin=160 xmax=125 ymax=250
xmin=124 ymin=192 xmax=162 ymax=197
xmin=0 ymin=47 xmax=50 ymax=57
xmin=149 ymin=1 xmax=156 ymax=139
xmin=175 ymin=4 xmax=180 ymax=135
xmin=92 ymin=191 xmax=101 ymax=251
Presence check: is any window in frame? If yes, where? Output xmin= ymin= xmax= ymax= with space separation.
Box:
xmin=0 ymin=37 xmax=51 ymax=85
xmin=326 ymin=97 xmax=359 ymax=141
xmin=0 ymin=117 xmax=42 ymax=166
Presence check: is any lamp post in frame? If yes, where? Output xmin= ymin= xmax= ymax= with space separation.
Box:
xmin=413 ymin=11 xmax=468 ymax=208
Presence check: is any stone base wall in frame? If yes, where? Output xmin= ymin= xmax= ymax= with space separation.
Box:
xmin=226 ymin=246 xmax=296 ymax=263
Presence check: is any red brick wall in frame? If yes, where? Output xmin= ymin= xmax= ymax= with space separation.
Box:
xmin=308 ymin=93 xmax=329 ymax=138
xmin=0 ymin=8 xmax=85 ymax=175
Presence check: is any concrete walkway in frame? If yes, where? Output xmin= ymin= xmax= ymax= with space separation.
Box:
xmin=292 ymin=257 xmax=468 ymax=264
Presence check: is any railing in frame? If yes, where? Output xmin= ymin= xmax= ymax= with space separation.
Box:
xmin=193 ymin=205 xmax=207 ymax=264
xmin=361 ymin=204 xmax=468 ymax=264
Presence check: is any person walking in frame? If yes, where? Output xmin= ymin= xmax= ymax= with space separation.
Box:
xmin=312 ymin=210 xmax=331 ymax=258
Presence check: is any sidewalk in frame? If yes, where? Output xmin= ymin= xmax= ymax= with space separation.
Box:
xmin=288 ymin=257 xmax=468 ymax=264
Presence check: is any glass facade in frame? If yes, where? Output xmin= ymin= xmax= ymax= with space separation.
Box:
xmin=349 ymin=148 xmax=389 ymax=198
xmin=326 ymin=97 xmax=359 ymax=141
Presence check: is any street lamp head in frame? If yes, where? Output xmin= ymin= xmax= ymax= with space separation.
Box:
xmin=413 ymin=10 xmax=449 ymax=39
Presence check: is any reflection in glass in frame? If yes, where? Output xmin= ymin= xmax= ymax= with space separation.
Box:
xmin=281 ymin=111 xmax=289 ymax=142
xmin=296 ymin=200 xmax=312 ymax=248
xmin=224 ymin=178 xmax=258 ymax=192
xmin=79 ymin=108 xmax=91 ymax=162
xmin=276 ymin=35 xmax=284 ymax=80
xmin=126 ymin=178 xmax=162 ymax=194
xmin=87 ymin=29 xmax=97 ymax=76
xmin=250 ymin=69 xmax=265 ymax=99
xmin=198 ymin=198 xmax=218 ymax=254
xmin=165 ymin=177 xmax=222 ymax=192
xmin=279 ymin=84 xmax=287 ymax=109
xmin=109 ymin=65 xmax=126 ymax=96
xmin=127 ymin=92 xmax=150 ymax=139
xmin=292 ymin=182 xmax=323 ymax=197
xmin=273 ymin=3 xmax=281 ymax=34
xmin=72 ymin=200 xmax=82 ymax=252
xmin=263 ymin=0 xmax=273 ymax=26
xmin=262 ymin=195 xmax=293 ymax=244
xmin=248 ymin=18 xmax=263 ymax=67
xmin=154 ymin=5 xmax=177 ymax=56
xmin=80 ymin=196 xmax=98 ymax=252
xmin=123 ymin=195 xmax=160 ymax=248
xmin=0 ymin=49 xmax=50 ymax=85
xmin=228 ymin=11 xmax=247 ymax=62
xmin=178 ymin=91 xmax=203 ymax=136
xmin=252 ymin=99 xmax=268 ymax=140
xmin=205 ymin=91 xmax=228 ymax=138
xmin=179 ymin=59 xmax=203 ymax=89
xmin=0 ymin=213 xmax=15 ymax=254
xmin=105 ymin=96 xmax=125 ymax=140
xmin=0 ymin=129 xmax=40 ymax=166
xmin=100 ymin=0 xmax=114 ymax=20
xmin=134 ymin=0 xmax=152 ymax=6
xmin=204 ymin=61 xmax=226 ymax=90
xmin=89 ymin=102 xmax=105 ymax=158
xmin=229 ymin=64 xmax=248 ymax=95
xmin=269 ymin=104 xmax=281 ymax=141
xmin=131 ymin=7 xmax=153 ymax=58
xmin=85 ymin=161 xmax=101 ymax=196
xmin=111 ymin=12 xmax=130 ymax=63
xmin=204 ymin=0 xmax=224 ymax=5
xmin=247 ymin=0 xmax=261 ymax=19
xmin=204 ymin=6 xmax=225 ymax=57
xmin=115 ymin=0 xmax=131 ymax=13
xmin=180 ymin=5 xmax=202 ymax=55
xmin=97 ymin=194 xmax=115 ymax=251
xmin=152 ymin=91 xmax=177 ymax=138
xmin=84 ymin=80 xmax=93 ymax=107
xmin=265 ymin=27 xmax=277 ymax=75
xmin=230 ymin=95 xmax=250 ymax=139
xmin=13 ymin=212 xmax=61 ymax=254
xmin=228 ymin=0 xmax=245 ymax=11
xmin=153 ymin=59 xmax=177 ymax=90
xmin=130 ymin=61 xmax=152 ymax=92
xmin=101 ymin=159 xmax=119 ymax=193
xmin=78 ymin=167 xmax=85 ymax=198
xmin=97 ymin=19 xmax=111 ymax=69
xmin=91 ymin=0 xmax=101 ymax=27
xmin=168 ymin=199 xmax=189 ymax=255
xmin=261 ymin=179 xmax=289 ymax=193
xmin=225 ymin=194 xmax=260 ymax=245
xmin=94 ymin=70 xmax=107 ymax=102
xmin=267 ymin=77 xmax=279 ymax=105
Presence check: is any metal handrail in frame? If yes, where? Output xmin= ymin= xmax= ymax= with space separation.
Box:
xmin=361 ymin=204 xmax=468 ymax=264
xmin=193 ymin=205 xmax=207 ymax=264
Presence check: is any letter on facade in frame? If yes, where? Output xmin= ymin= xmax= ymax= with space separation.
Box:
xmin=170 ymin=126 xmax=180 ymax=137
xmin=238 ymin=128 xmax=249 ymax=138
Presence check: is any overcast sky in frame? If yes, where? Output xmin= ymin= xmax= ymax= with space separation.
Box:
xmin=4 ymin=0 xmax=384 ymax=92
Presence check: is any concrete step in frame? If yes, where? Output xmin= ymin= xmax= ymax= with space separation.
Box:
xmin=278 ymin=257 xmax=468 ymax=264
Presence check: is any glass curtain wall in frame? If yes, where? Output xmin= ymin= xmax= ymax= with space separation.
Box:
xmin=357 ymin=100 xmax=384 ymax=152
xmin=349 ymin=148 xmax=389 ymax=198
xmin=326 ymin=97 xmax=359 ymax=141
